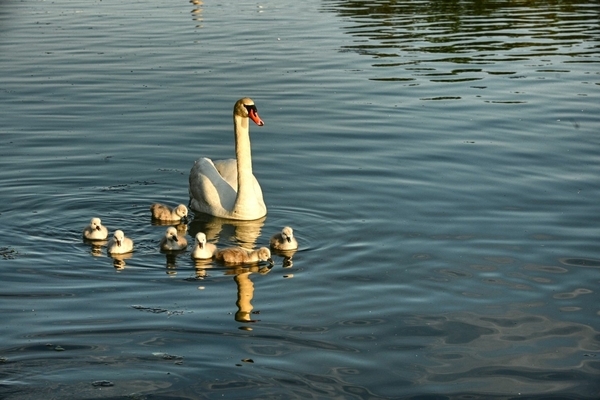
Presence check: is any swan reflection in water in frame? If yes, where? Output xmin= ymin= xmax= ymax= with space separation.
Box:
xmin=189 ymin=213 xmax=266 ymax=251
xmin=190 ymin=213 xmax=279 ymax=323
xmin=230 ymin=266 xmax=273 ymax=323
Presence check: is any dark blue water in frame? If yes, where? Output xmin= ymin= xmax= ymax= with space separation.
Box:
xmin=1 ymin=0 xmax=599 ymax=398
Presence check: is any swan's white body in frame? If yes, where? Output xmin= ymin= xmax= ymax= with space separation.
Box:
xmin=191 ymin=232 xmax=217 ymax=259
xmin=215 ymin=246 xmax=272 ymax=265
xmin=83 ymin=217 xmax=108 ymax=240
xmin=189 ymin=98 xmax=266 ymax=221
xmin=150 ymin=203 xmax=188 ymax=222
xmin=159 ymin=226 xmax=188 ymax=251
xmin=270 ymin=226 xmax=298 ymax=251
xmin=107 ymin=230 xmax=134 ymax=254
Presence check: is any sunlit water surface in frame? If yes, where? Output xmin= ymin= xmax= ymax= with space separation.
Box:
xmin=1 ymin=0 xmax=599 ymax=398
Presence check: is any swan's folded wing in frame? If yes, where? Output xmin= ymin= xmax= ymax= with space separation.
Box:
xmin=189 ymin=157 xmax=237 ymax=214
xmin=213 ymin=159 xmax=238 ymax=189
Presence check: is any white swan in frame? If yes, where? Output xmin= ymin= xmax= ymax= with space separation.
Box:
xmin=189 ymin=97 xmax=266 ymax=220
xmin=159 ymin=226 xmax=188 ymax=251
xmin=191 ymin=232 xmax=217 ymax=259
xmin=107 ymin=230 xmax=134 ymax=255
xmin=83 ymin=217 xmax=108 ymax=240
xmin=270 ymin=226 xmax=298 ymax=251
xmin=150 ymin=203 xmax=188 ymax=222
xmin=215 ymin=246 xmax=272 ymax=265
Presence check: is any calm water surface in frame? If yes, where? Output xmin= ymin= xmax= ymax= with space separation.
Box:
xmin=1 ymin=0 xmax=599 ymax=398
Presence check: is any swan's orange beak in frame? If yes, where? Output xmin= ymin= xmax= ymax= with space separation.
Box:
xmin=248 ymin=109 xmax=264 ymax=126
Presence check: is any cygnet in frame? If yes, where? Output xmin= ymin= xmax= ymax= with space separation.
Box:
xmin=159 ymin=226 xmax=188 ymax=251
xmin=191 ymin=232 xmax=217 ymax=260
xmin=83 ymin=217 xmax=109 ymax=240
xmin=150 ymin=203 xmax=188 ymax=222
xmin=107 ymin=230 xmax=134 ymax=254
xmin=270 ymin=226 xmax=298 ymax=251
xmin=215 ymin=247 xmax=272 ymax=265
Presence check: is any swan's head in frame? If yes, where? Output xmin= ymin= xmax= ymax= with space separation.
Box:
xmin=165 ymin=227 xmax=179 ymax=242
xmin=257 ymin=247 xmax=273 ymax=263
xmin=235 ymin=97 xmax=264 ymax=126
xmin=90 ymin=217 xmax=103 ymax=231
xmin=113 ymin=230 xmax=125 ymax=246
xmin=195 ymin=232 xmax=207 ymax=249
xmin=281 ymin=226 xmax=294 ymax=243
xmin=174 ymin=204 xmax=188 ymax=219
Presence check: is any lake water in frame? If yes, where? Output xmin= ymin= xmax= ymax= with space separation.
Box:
xmin=1 ymin=0 xmax=599 ymax=398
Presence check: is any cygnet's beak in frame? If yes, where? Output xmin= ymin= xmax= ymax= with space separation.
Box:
xmin=199 ymin=242 xmax=204 ymax=249
xmin=267 ymin=257 xmax=274 ymax=265
xmin=95 ymin=225 xmax=102 ymax=231
xmin=285 ymin=237 xmax=291 ymax=243
xmin=248 ymin=109 xmax=264 ymax=126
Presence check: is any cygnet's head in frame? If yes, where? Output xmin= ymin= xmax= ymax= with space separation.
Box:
xmin=281 ymin=226 xmax=294 ymax=243
xmin=175 ymin=204 xmax=188 ymax=219
xmin=195 ymin=232 xmax=207 ymax=249
xmin=113 ymin=230 xmax=125 ymax=246
xmin=90 ymin=217 xmax=103 ymax=231
xmin=165 ymin=227 xmax=179 ymax=242
xmin=257 ymin=247 xmax=273 ymax=263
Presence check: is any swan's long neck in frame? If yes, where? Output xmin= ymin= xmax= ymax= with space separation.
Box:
xmin=233 ymin=114 xmax=254 ymax=212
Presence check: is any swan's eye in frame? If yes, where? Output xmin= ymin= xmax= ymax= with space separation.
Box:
xmin=243 ymin=104 xmax=258 ymax=114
